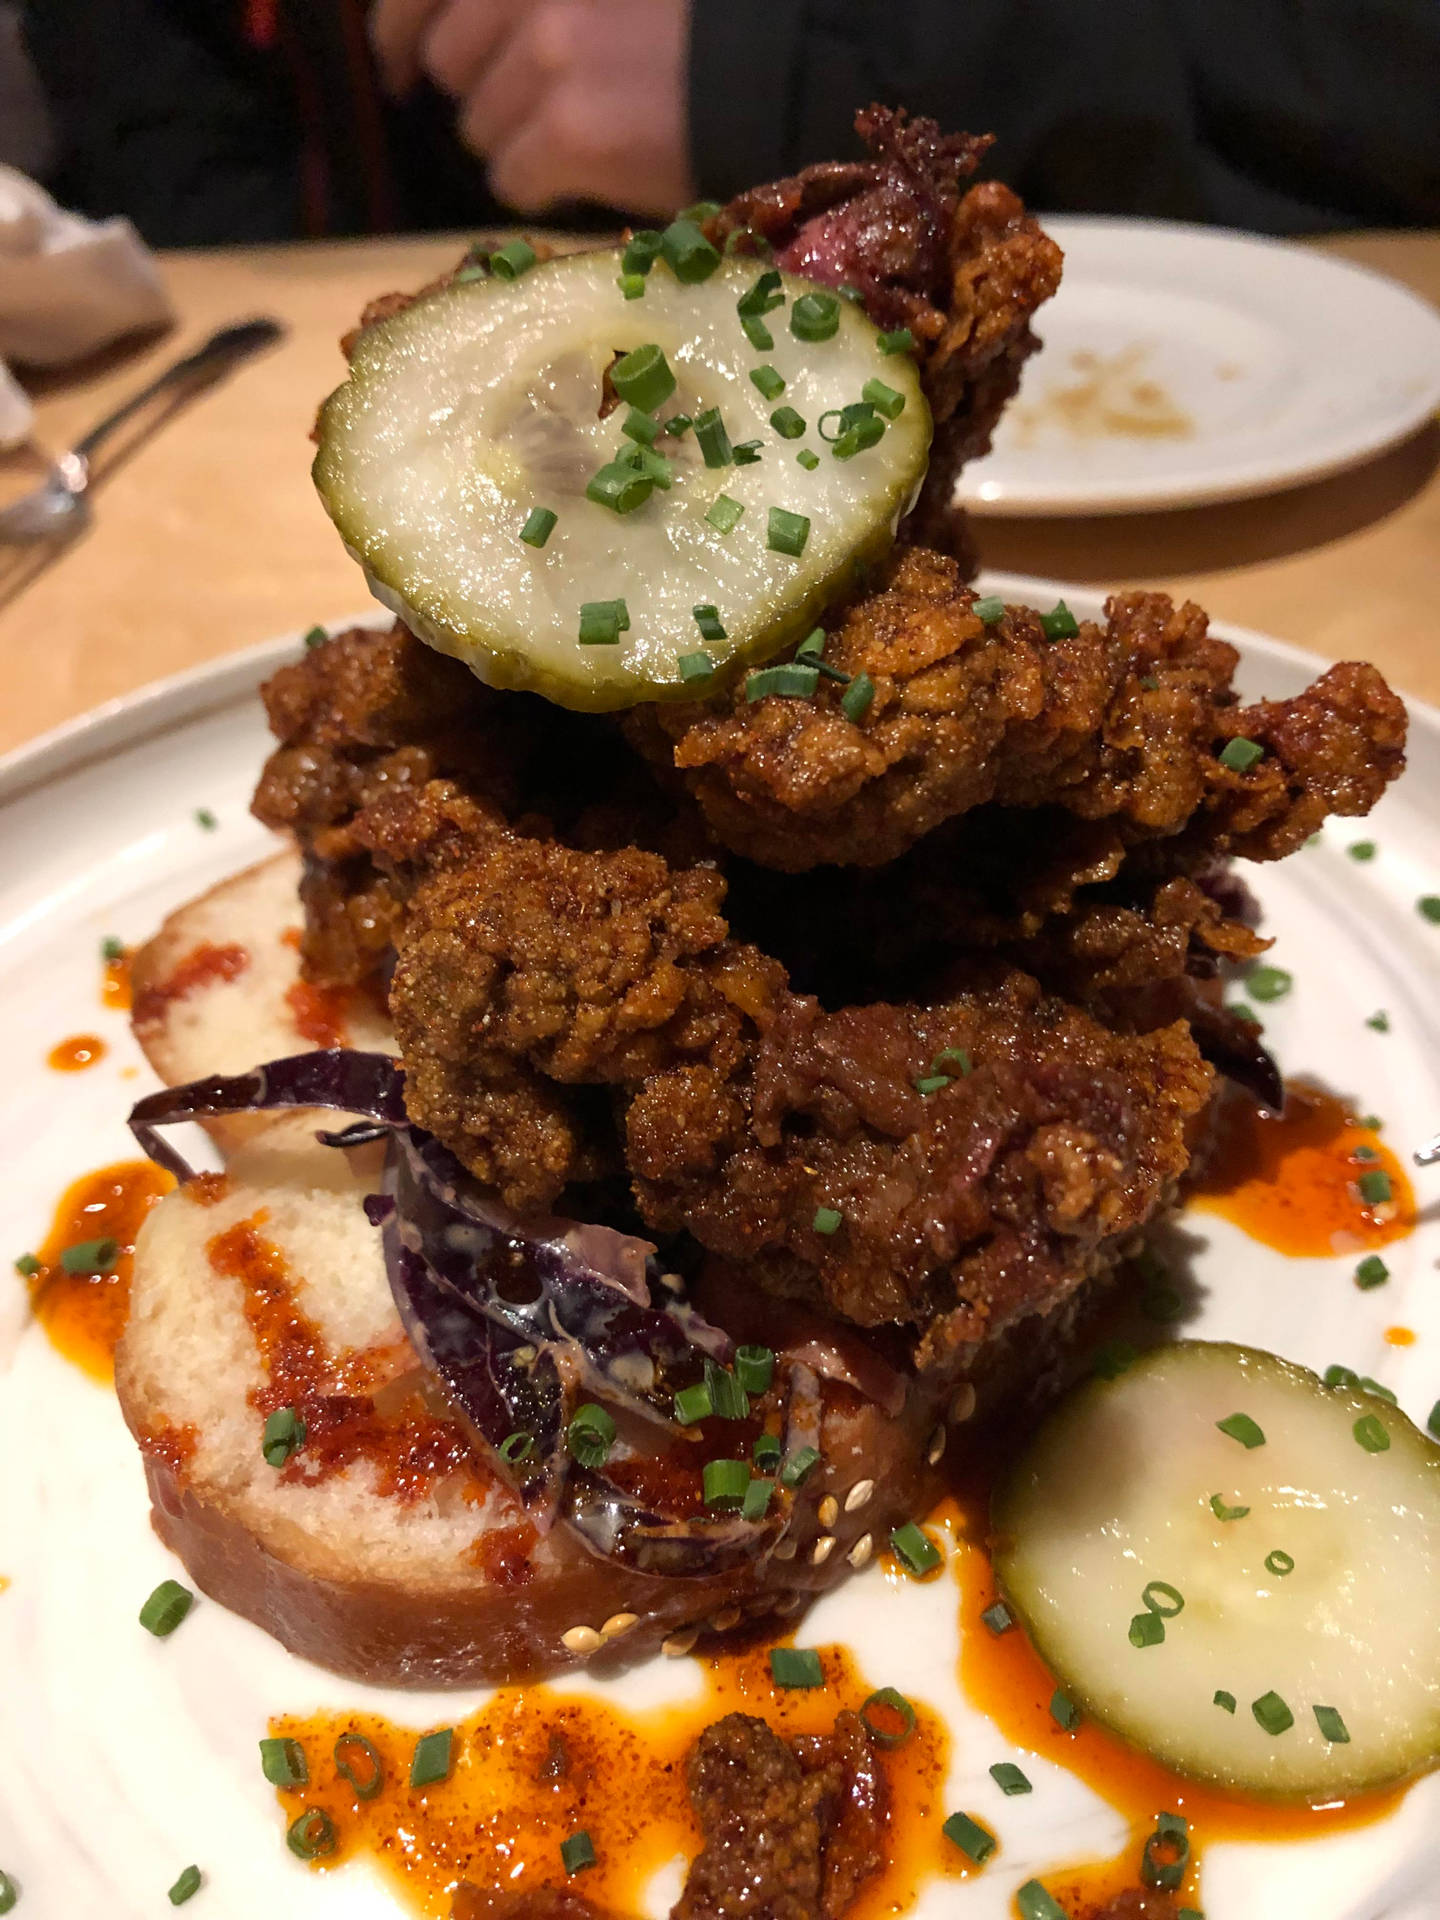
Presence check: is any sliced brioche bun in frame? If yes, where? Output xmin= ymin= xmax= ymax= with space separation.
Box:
xmin=130 ymin=849 xmax=395 ymax=1151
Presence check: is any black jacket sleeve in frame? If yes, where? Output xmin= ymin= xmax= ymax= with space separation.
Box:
xmin=688 ymin=0 xmax=1440 ymax=233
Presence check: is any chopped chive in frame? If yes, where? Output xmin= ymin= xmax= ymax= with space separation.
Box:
xmin=489 ymin=239 xmax=536 ymax=279
xmin=679 ymin=199 xmax=722 ymax=224
xmin=335 ymin=1731 xmax=384 ymax=1799
xmin=664 ymin=412 xmax=693 ymax=437
xmin=617 ymin=271 xmax=646 ymax=299
xmin=795 ymin=627 xmax=827 ymax=659
xmin=741 ymin=1476 xmax=774 ymax=1521
xmin=621 ymin=407 xmax=660 ymax=446
xmin=302 ymin=624 xmax=328 ymax=650
xmin=890 ymin=1522 xmax=941 ymax=1576
xmin=1017 ymin=1882 xmax=1067 ymax=1920
xmin=101 ymin=934 xmax=127 ymax=961
xmin=1314 ymin=1705 xmax=1351 ymax=1744
xmin=981 ymin=1600 xmax=1013 ymax=1636
xmin=942 ymin=1811 xmax=995 ymax=1865
xmin=1129 ymin=1610 xmax=1166 ymax=1647
xmin=797 ymin=448 xmax=820 ymax=470
xmin=703 ymin=1459 xmax=749 ymax=1508
xmin=861 ymin=1688 xmax=917 ymax=1748
xmin=1366 ymin=1010 xmax=1390 ymax=1032
xmin=812 ymin=1205 xmax=842 ymax=1235
xmin=1264 ymin=1549 xmax=1295 ymax=1576
xmin=1039 ymin=600 xmax=1079 ymax=640
xmin=578 ymin=599 xmax=628 ymax=645
xmin=1355 ymin=1255 xmax=1389 ymax=1289
xmin=454 ymin=264 xmax=487 ymax=285
xmin=767 ymin=507 xmax=811 ymax=556
xmin=1139 ymin=675 xmax=1160 ymax=690
xmin=560 ymin=1831 xmax=597 ymax=1875
xmin=261 ymin=1405 xmax=306 ymax=1469
xmin=678 ymin=652 xmax=715 ymax=683
xmin=916 ymin=1075 xmax=951 ymax=1095
xmin=780 ymin=1445 xmax=822 ymax=1488
xmin=1142 ymin=1580 xmax=1185 ymax=1617
xmin=1428 ymin=1400 xmax=1440 ymax=1441
xmin=139 ymin=1579 xmax=193 ymax=1637
xmin=194 ymin=807 xmax=217 ymax=831
xmin=659 ymin=218 xmax=720 ymax=283
xmin=724 ymin=226 xmax=771 ymax=258
xmin=861 ymin=378 xmax=905 ymax=419
xmin=704 ymin=1357 xmax=750 ymax=1421
xmin=833 ymin=414 xmax=886 ymax=459
xmin=1361 ymin=1113 xmax=1384 ymax=1129
xmin=409 ymin=1726 xmax=454 ymax=1787
xmin=1141 ymin=1814 xmax=1190 ymax=1892
xmin=167 ymin=1865 xmax=202 ymax=1906
xmin=735 ymin=1345 xmax=775 ymax=1394
xmin=1247 ymin=966 xmax=1292 ymax=1002
xmin=989 ymin=1761 xmax=1032 ymax=1795
xmin=750 ymin=365 xmax=786 ymax=401
xmin=499 ymin=1430 xmax=535 ymax=1464
xmin=519 ymin=506 xmax=557 ymax=547
xmin=1347 ymin=841 xmax=1377 ymax=861
xmin=611 ymin=343 xmax=676 ymax=411
xmin=1217 ymin=1412 xmax=1266 ymax=1449
xmin=746 ymin=662 xmax=820 ymax=701
xmin=1357 ymin=1169 xmax=1392 ymax=1205
xmin=1092 ymin=1338 xmax=1138 ymax=1380
xmin=60 ymin=1237 xmax=119 ymax=1275
xmin=1325 ymin=1363 xmax=1360 ymax=1389
xmin=620 ymin=233 xmax=663 ymax=276
xmin=1252 ymin=1691 xmax=1294 ymax=1736
xmin=732 ymin=439 xmax=764 ymax=466
xmin=1359 ymin=1375 xmax=1397 ymax=1403
xmin=1050 ymin=1689 xmax=1081 ymax=1732
xmin=791 ymin=292 xmax=841 ymax=341
xmin=1214 ymin=1689 xmax=1236 ymax=1713
xmin=286 ymin=1809 xmax=337 ymax=1859
xmin=1209 ymin=1493 xmax=1250 ymax=1522
xmin=741 ymin=314 xmax=774 ymax=350
xmin=14 ymin=1253 xmax=39 ymax=1278
xmin=971 ymin=596 xmax=1005 ymax=624
xmin=1419 ymin=896 xmax=1440 ymax=923
xmin=694 ymin=408 xmax=733 ymax=468
xmin=770 ymin=405 xmax=806 ymax=439
xmin=840 ymin=672 xmax=875 ymax=724
xmin=737 ymin=268 xmax=784 ymax=317
xmin=1219 ymin=736 xmax=1264 ymax=772
xmin=259 ymin=1736 xmax=308 ymax=1787
xmin=877 ymin=327 xmax=915 ymax=355
xmin=933 ymin=1047 xmax=972 ymax=1077
xmin=1229 ymin=1001 xmax=1262 ymax=1028
xmin=770 ymin=1646 xmax=824 ymax=1689
xmin=705 ymin=493 xmax=745 ymax=534
xmin=673 ymin=1381 xmax=714 ymax=1426
xmin=753 ymin=1431 xmax=782 ymax=1470
xmin=1353 ymin=1413 xmax=1391 ymax=1452
xmin=692 ymin=604 xmax=728 ymax=642
xmin=586 ymin=459 xmax=653 ymax=514
xmin=566 ymin=1402 xmax=616 ymax=1468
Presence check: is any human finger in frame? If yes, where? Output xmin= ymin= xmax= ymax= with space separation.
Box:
xmin=368 ymin=0 xmax=446 ymax=96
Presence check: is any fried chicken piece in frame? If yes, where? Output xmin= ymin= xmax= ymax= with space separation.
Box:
xmin=382 ymin=800 xmax=1212 ymax=1330
xmin=710 ymin=105 xmax=1063 ymax=557
xmin=675 ymin=1711 xmax=885 ymax=1920
xmin=628 ymin=547 xmax=1407 ymax=873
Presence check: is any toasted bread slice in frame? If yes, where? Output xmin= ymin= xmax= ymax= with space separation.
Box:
xmin=115 ymin=1127 xmax=963 ymax=1686
xmin=131 ymin=850 xmax=395 ymax=1150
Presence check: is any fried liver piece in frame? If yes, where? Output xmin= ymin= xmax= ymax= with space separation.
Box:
xmin=630 ymin=547 xmax=1407 ymax=873
xmin=674 ymin=1711 xmax=884 ymax=1920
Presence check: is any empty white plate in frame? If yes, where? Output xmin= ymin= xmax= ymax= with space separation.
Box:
xmin=958 ymin=218 xmax=1440 ymax=516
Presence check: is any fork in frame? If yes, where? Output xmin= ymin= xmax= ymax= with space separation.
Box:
xmin=0 ymin=317 xmax=284 ymax=547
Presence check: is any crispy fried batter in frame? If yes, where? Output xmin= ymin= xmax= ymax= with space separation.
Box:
xmin=629 ymin=548 xmax=1406 ymax=873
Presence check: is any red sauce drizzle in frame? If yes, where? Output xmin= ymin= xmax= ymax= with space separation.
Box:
xmin=270 ymin=1642 xmax=951 ymax=1920
xmin=1190 ymin=1081 xmax=1413 ymax=1256
xmin=132 ymin=941 xmax=249 ymax=1032
xmin=47 ymin=1033 xmax=107 ymax=1071
xmin=285 ymin=979 xmax=352 ymax=1049
xmin=26 ymin=1160 xmax=175 ymax=1380
xmin=101 ymin=950 xmax=132 ymax=1012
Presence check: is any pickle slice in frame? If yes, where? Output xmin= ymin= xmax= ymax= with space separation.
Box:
xmin=313 ymin=249 xmax=930 ymax=710
xmin=992 ymin=1341 xmax=1440 ymax=1796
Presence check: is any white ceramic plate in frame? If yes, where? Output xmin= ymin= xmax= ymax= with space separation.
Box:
xmin=1 ymin=582 xmax=1438 ymax=1919
xmin=957 ymin=221 xmax=1440 ymax=516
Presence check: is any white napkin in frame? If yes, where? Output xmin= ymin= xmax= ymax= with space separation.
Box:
xmin=0 ymin=166 xmax=174 ymax=449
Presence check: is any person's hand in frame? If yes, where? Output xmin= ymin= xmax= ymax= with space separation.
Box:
xmin=369 ymin=0 xmax=695 ymax=217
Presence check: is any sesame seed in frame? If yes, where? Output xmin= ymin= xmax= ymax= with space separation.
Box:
xmin=926 ymin=1426 xmax=946 ymax=1465
xmin=601 ymin=1612 xmax=637 ymax=1638
xmin=561 ymin=1624 xmax=602 ymax=1655
xmin=844 ymin=1478 xmax=874 ymax=1512
xmin=774 ymin=1591 xmax=805 ymax=1615
xmin=709 ymin=1606 xmax=741 ymax=1632
xmin=847 ymin=1533 xmax=874 ymax=1569
xmin=663 ymin=1626 xmax=699 ymax=1657
xmin=950 ymin=1384 xmax=977 ymax=1423
xmin=818 ymin=1495 xmax=839 ymax=1528
xmin=811 ymin=1535 xmax=836 ymax=1566
xmin=773 ymin=1538 xmax=798 ymax=1560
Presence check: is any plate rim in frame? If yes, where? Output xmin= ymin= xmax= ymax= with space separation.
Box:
xmin=957 ymin=215 xmax=1440 ymax=517
xmin=1 ymin=584 xmax=1434 ymax=814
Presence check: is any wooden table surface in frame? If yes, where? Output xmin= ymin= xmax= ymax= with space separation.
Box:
xmin=1 ymin=228 xmax=1436 ymax=757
